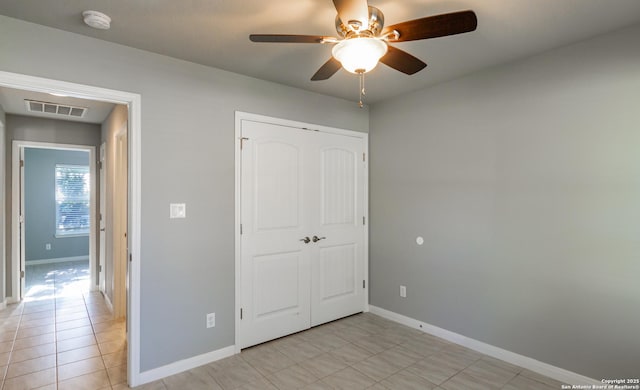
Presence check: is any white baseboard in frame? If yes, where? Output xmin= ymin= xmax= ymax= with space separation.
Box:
xmin=103 ymin=292 xmax=114 ymax=314
xmin=137 ymin=345 xmax=236 ymax=386
xmin=369 ymin=305 xmax=600 ymax=386
xmin=0 ymin=300 xmax=5 ymax=310
xmin=26 ymin=255 xmax=89 ymax=265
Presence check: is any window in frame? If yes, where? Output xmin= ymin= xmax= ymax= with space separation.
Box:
xmin=55 ymin=164 xmax=90 ymax=236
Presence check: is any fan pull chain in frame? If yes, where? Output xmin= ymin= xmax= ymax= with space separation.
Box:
xmin=358 ymin=71 xmax=366 ymax=108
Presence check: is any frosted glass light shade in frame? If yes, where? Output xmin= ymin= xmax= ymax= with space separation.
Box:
xmin=332 ymin=38 xmax=388 ymax=74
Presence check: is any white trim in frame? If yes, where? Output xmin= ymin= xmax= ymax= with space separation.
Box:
xmin=368 ymin=305 xmax=600 ymax=386
xmin=138 ymin=345 xmax=235 ymax=385
xmin=26 ymin=255 xmax=89 ymax=265
xmin=234 ymin=111 xmax=369 ymax=353
xmin=103 ymin=291 xmax=114 ymax=314
xmin=0 ymin=70 xmax=142 ymax=387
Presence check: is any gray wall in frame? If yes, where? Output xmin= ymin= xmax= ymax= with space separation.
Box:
xmin=0 ymin=15 xmax=368 ymax=371
xmin=24 ymin=148 xmax=90 ymax=262
xmin=369 ymin=23 xmax=640 ymax=380
xmin=4 ymin=115 xmax=101 ymax=296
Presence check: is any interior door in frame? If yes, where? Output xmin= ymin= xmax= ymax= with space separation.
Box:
xmin=99 ymin=143 xmax=106 ymax=293
xmin=309 ymin=133 xmax=366 ymax=327
xmin=240 ymin=120 xmax=312 ymax=348
xmin=19 ymin=146 xmax=26 ymax=299
xmin=240 ymin=119 xmax=366 ymax=348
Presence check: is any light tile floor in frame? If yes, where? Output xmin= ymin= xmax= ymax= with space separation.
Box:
xmin=136 ymin=314 xmax=565 ymax=390
xmin=2 ymin=262 xmax=565 ymax=389
xmin=0 ymin=260 xmax=127 ymax=389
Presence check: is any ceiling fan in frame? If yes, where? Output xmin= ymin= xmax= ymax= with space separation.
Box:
xmin=250 ymin=0 xmax=477 ymax=106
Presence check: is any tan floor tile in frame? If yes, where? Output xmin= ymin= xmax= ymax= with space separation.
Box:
xmin=9 ymin=343 xmax=56 ymax=363
xmin=267 ymin=364 xmax=318 ymax=389
xmin=57 ymin=334 xmax=97 ymax=352
xmin=322 ymin=366 xmax=376 ymax=390
xmin=56 ymin=306 xmax=88 ymax=316
xmin=0 ymin=330 xmax=17 ymax=342
xmin=58 ymin=369 xmax=111 ymax=390
xmin=504 ymin=374 xmax=558 ymax=390
xmin=58 ymin=356 xmax=106 ymax=381
xmin=463 ymin=359 xmax=518 ymax=388
xmin=0 ymin=351 xmax=11 ymax=366
xmin=107 ymin=363 xmax=127 ymax=385
xmin=56 ymin=317 xmax=92 ymax=331
xmin=22 ymin=305 xmax=54 ymax=315
xmin=58 ymin=344 xmax=101 ymax=365
xmin=21 ymin=311 xmax=54 ymax=322
xmin=33 ymin=383 xmax=57 ymax=390
xmin=0 ymin=340 xmax=14 ymax=353
xmin=57 ymin=325 xmax=94 ymax=341
xmin=19 ymin=317 xmax=55 ymax=329
xmin=93 ymin=319 xmax=126 ymax=334
xmin=162 ymin=366 xmax=222 ymax=390
xmin=90 ymin=313 xmax=114 ymax=324
xmin=96 ymin=328 xmax=126 ymax=343
xmin=16 ymin=324 xmax=55 ymax=339
xmin=441 ymin=370 xmax=496 ymax=390
xmin=13 ymin=333 xmax=55 ymax=351
xmin=298 ymin=352 xmax=347 ymax=379
xmin=102 ymin=348 xmax=127 ymax=368
xmin=99 ymin=338 xmax=126 ymax=355
xmin=2 ymin=367 xmax=56 ymax=390
xmin=56 ymin=311 xmax=89 ymax=323
xmin=381 ymin=370 xmax=438 ymax=390
xmin=6 ymin=354 xmax=56 ymax=379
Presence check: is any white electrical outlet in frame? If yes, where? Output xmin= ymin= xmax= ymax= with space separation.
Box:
xmin=400 ymin=285 xmax=407 ymax=298
xmin=45 ymin=243 xmax=51 ymax=250
xmin=206 ymin=312 xmax=216 ymax=328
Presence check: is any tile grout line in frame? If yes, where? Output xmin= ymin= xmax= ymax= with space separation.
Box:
xmin=1 ymin=300 xmax=25 ymax=389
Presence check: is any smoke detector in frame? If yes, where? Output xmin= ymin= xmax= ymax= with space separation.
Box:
xmin=82 ymin=10 xmax=111 ymax=30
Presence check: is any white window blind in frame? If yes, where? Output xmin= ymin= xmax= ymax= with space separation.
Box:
xmin=55 ymin=164 xmax=90 ymax=236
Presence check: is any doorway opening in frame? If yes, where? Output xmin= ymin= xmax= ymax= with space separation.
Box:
xmin=17 ymin=143 xmax=94 ymax=302
xmin=0 ymin=70 xmax=142 ymax=386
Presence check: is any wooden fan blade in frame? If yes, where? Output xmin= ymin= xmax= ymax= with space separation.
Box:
xmin=250 ymin=34 xmax=329 ymax=43
xmin=383 ymin=10 xmax=477 ymax=42
xmin=333 ymin=0 xmax=369 ymax=29
xmin=379 ymin=45 xmax=427 ymax=75
xmin=311 ymin=57 xmax=342 ymax=81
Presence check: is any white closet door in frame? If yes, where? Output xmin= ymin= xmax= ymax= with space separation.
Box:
xmin=309 ymin=132 xmax=366 ymax=327
xmin=240 ymin=120 xmax=312 ymax=348
xmin=240 ymin=118 xmax=367 ymax=348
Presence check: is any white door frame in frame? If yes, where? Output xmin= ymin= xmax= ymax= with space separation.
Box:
xmin=0 ymin=70 xmax=142 ymax=386
xmin=12 ymin=141 xmax=96 ymax=299
xmin=113 ymin=126 xmax=128 ymax=319
xmin=234 ymin=111 xmax=369 ymax=353
xmin=99 ymin=142 xmax=107 ymax=295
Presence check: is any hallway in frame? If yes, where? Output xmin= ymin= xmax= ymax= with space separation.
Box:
xmin=0 ymin=261 xmax=126 ymax=389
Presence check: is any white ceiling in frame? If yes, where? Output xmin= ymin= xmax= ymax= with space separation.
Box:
xmin=0 ymin=86 xmax=115 ymax=124
xmin=1 ymin=0 xmax=640 ymax=104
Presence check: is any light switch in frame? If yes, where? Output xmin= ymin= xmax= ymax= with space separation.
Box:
xmin=170 ymin=203 xmax=186 ymax=219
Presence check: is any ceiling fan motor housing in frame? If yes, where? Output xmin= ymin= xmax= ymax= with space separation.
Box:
xmin=336 ymin=6 xmax=384 ymax=37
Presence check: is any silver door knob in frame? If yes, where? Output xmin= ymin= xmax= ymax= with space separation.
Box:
xmin=300 ymin=237 xmax=311 ymax=244
xmin=312 ymin=236 xmax=326 ymax=242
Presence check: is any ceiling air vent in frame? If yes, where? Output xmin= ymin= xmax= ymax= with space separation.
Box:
xmin=25 ymin=99 xmax=87 ymax=118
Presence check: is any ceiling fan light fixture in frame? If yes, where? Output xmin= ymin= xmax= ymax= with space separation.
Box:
xmin=331 ymin=37 xmax=387 ymax=74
